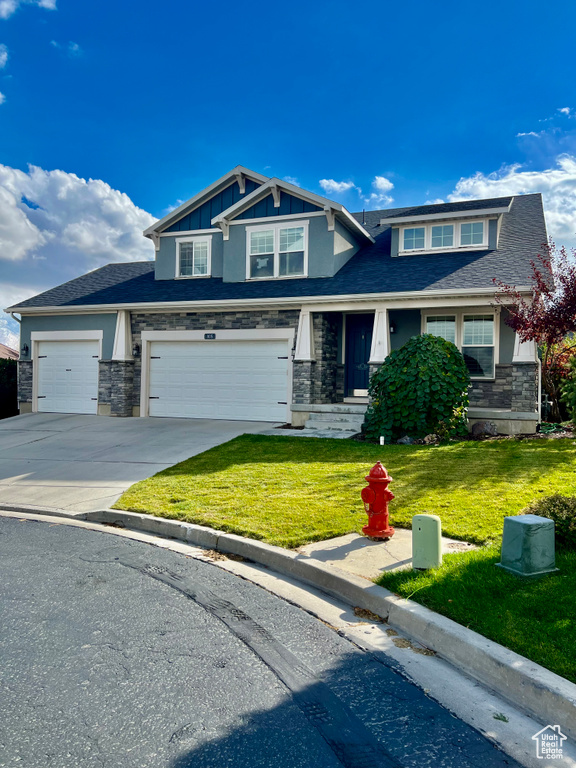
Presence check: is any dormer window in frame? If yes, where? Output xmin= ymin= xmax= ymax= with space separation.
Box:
xmin=176 ymin=235 xmax=211 ymax=278
xmin=399 ymin=218 xmax=489 ymax=254
xmin=246 ymin=221 xmax=308 ymax=279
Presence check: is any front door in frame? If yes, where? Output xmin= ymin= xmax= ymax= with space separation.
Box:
xmin=345 ymin=314 xmax=373 ymax=396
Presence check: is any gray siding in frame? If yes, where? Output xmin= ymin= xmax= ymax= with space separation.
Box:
xmin=391 ymin=228 xmax=399 ymax=257
xmin=165 ymin=179 xmax=260 ymax=232
xmin=489 ymin=218 xmax=498 ymax=249
xmin=19 ymin=313 xmax=117 ymax=361
xmin=499 ymin=312 xmax=516 ymax=364
xmin=389 ymin=309 xmax=421 ymax=351
xmin=333 ymin=220 xmax=359 ymax=272
xmin=155 ymin=230 xmax=224 ymax=281
xmin=223 ymin=215 xmax=347 ymax=283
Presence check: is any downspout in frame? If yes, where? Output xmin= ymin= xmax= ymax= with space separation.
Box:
xmin=9 ymin=312 xmax=21 ymax=325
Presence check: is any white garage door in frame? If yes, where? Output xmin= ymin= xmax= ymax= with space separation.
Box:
xmin=148 ymin=340 xmax=289 ymax=421
xmin=37 ymin=340 xmax=99 ymax=414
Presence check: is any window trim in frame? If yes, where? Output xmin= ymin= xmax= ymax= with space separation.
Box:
xmin=399 ymin=218 xmax=489 ymax=255
xmin=175 ymin=235 xmax=212 ymax=279
xmin=245 ymin=220 xmax=309 ymax=280
xmin=420 ymin=309 xmax=499 ymax=380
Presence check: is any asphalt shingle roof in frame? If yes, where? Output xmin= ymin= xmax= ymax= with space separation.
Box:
xmin=9 ymin=193 xmax=546 ymax=310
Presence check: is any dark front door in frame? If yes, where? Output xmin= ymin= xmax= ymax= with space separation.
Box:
xmin=345 ymin=314 xmax=373 ymax=396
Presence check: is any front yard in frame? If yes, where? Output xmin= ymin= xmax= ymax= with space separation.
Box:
xmin=115 ymin=433 xmax=576 ymax=548
xmin=115 ymin=432 xmax=576 ymax=681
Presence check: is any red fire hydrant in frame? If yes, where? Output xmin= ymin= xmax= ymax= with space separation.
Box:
xmin=361 ymin=462 xmax=395 ymax=540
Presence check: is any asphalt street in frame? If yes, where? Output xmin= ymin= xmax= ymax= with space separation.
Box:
xmin=0 ymin=516 xmax=521 ymax=768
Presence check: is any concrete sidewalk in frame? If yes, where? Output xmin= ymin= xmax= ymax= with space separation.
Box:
xmin=298 ymin=530 xmax=476 ymax=580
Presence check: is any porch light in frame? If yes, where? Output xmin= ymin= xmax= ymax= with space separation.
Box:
xmin=389 ymin=323 xmax=396 ymax=334
xmin=132 ymin=342 xmax=141 ymax=357
xmin=21 ymin=343 xmax=29 ymax=357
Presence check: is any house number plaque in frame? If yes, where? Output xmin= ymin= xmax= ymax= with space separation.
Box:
xmin=204 ymin=333 xmax=216 ymax=340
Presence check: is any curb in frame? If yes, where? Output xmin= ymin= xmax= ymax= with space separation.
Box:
xmin=3 ymin=503 xmax=575 ymax=738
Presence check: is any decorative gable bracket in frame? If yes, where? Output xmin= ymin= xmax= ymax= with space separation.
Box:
xmin=324 ymin=207 xmax=335 ymax=232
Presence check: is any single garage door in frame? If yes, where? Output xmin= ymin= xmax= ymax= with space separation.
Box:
xmin=37 ymin=340 xmax=99 ymax=414
xmin=148 ymin=340 xmax=289 ymax=421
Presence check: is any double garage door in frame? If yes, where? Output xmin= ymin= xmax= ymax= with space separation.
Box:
xmin=34 ymin=338 xmax=290 ymax=422
xmin=148 ymin=340 xmax=289 ymax=422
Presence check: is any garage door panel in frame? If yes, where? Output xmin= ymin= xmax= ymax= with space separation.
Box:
xmin=148 ymin=340 xmax=289 ymax=421
xmin=37 ymin=340 xmax=99 ymax=415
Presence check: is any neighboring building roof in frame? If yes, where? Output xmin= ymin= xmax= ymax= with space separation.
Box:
xmin=0 ymin=343 xmax=18 ymax=360
xmin=6 ymin=193 xmax=546 ymax=311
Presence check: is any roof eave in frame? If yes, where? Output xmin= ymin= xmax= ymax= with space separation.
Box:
xmin=143 ymin=165 xmax=270 ymax=237
xmin=380 ymin=204 xmax=512 ymax=226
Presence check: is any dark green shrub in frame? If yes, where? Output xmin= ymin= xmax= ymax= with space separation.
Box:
xmin=0 ymin=359 xmax=18 ymax=420
xmin=523 ymin=494 xmax=576 ymax=550
xmin=363 ymin=334 xmax=470 ymax=442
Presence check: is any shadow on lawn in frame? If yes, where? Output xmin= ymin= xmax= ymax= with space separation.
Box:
xmin=156 ymin=434 xmax=576 ymax=512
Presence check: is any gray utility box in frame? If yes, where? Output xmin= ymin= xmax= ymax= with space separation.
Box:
xmin=497 ymin=514 xmax=558 ymax=577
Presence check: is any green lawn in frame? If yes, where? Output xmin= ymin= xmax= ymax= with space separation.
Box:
xmin=376 ymin=546 xmax=576 ymax=683
xmin=114 ymin=434 xmax=576 ymax=548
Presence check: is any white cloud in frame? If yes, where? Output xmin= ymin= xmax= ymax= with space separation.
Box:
xmin=558 ymin=107 xmax=571 ymax=116
xmin=0 ymin=0 xmax=56 ymax=19
xmin=448 ymin=154 xmax=576 ymax=247
xmin=50 ymin=40 xmax=82 ymax=57
xmin=516 ymin=131 xmax=541 ymax=138
xmin=0 ymin=44 xmax=8 ymax=69
xmin=363 ymin=175 xmax=394 ymax=209
xmin=283 ymin=176 xmax=300 ymax=187
xmin=0 ymin=164 xmax=155 ymax=345
xmin=319 ymin=179 xmax=359 ymax=196
xmin=0 ymin=92 xmax=5 ymax=105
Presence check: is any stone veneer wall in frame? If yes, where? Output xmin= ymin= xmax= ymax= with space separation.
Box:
xmin=17 ymin=360 xmax=33 ymax=404
xmin=468 ymin=365 xmax=513 ymax=409
xmin=469 ymin=363 xmax=538 ymax=412
xmin=292 ymin=312 xmax=340 ymax=404
xmin=99 ymin=360 xmax=135 ymax=416
xmin=130 ymin=310 xmax=301 ymax=410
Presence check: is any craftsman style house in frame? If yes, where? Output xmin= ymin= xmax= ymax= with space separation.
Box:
xmin=6 ymin=166 xmax=545 ymax=434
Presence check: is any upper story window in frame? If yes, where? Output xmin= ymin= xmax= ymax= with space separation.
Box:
xmin=424 ymin=312 xmax=496 ymax=379
xmin=400 ymin=219 xmax=488 ymax=254
xmin=247 ymin=221 xmax=308 ymax=279
xmin=177 ymin=235 xmax=211 ymax=278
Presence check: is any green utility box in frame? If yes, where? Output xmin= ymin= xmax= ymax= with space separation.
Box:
xmin=412 ymin=514 xmax=442 ymax=570
xmin=497 ymin=514 xmax=558 ymax=577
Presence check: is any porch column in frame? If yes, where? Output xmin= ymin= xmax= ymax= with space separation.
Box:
xmin=294 ymin=309 xmax=315 ymax=361
xmin=293 ymin=309 xmax=316 ymax=405
xmin=107 ymin=310 xmax=135 ymax=417
xmin=368 ymin=308 xmax=390 ymax=364
xmin=512 ymin=334 xmax=537 ymax=363
xmin=112 ymin=310 xmax=133 ymax=361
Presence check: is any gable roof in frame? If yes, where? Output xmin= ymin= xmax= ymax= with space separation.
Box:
xmin=211 ymin=177 xmax=375 ymax=243
xmin=6 ymin=194 xmax=545 ymax=312
xmin=144 ymin=165 xmax=269 ymax=237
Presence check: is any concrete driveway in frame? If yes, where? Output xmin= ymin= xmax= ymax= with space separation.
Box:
xmin=0 ymin=412 xmax=275 ymax=513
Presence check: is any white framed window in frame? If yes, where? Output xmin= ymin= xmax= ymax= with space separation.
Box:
xmin=431 ymin=224 xmax=454 ymax=248
xmin=403 ymin=227 xmax=425 ymax=251
xmin=422 ymin=311 xmax=497 ymax=379
xmin=399 ymin=219 xmax=489 ymax=254
xmin=176 ymin=236 xmax=211 ymax=278
xmin=246 ymin=221 xmax=308 ymax=279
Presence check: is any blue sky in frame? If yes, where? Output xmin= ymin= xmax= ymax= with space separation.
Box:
xmin=1 ymin=0 xmax=576 ymax=345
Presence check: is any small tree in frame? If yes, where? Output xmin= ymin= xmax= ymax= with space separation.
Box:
xmin=494 ymin=242 xmax=576 ymax=422
xmin=363 ymin=334 xmax=470 ymax=442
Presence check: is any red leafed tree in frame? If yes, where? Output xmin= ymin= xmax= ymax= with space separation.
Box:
xmin=494 ymin=241 xmax=576 ymax=422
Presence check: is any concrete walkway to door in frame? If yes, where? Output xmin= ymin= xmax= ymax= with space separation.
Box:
xmin=0 ymin=413 xmax=277 ymax=513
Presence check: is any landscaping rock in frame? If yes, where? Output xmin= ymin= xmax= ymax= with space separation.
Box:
xmin=397 ymin=435 xmax=414 ymax=445
xmin=422 ymin=434 xmax=439 ymax=445
xmin=471 ymin=421 xmax=498 ymax=438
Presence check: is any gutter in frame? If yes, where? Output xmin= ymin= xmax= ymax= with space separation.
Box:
xmin=4 ymin=286 xmax=533 ymax=316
